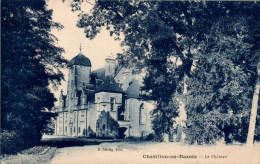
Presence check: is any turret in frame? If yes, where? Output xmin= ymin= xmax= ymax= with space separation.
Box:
xmin=67 ymin=50 xmax=92 ymax=94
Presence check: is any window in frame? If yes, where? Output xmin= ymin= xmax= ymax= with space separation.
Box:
xmin=63 ymin=100 xmax=66 ymax=108
xmin=74 ymin=112 xmax=76 ymax=123
xmin=141 ymin=131 xmax=144 ymax=138
xmin=81 ymin=111 xmax=84 ymax=117
xmin=65 ymin=127 xmax=67 ymax=132
xmin=110 ymin=97 xmax=115 ymax=111
xmin=103 ymin=124 xmax=106 ymax=130
xmin=59 ymin=116 xmax=62 ymax=123
xmin=117 ymin=106 xmax=124 ymax=121
xmin=77 ymin=96 xmax=81 ymax=105
xmin=74 ymin=127 xmax=75 ymax=132
xmin=79 ymin=127 xmax=81 ymax=133
xmin=139 ymin=103 xmax=146 ymax=124
xmin=128 ymin=105 xmax=131 ymax=120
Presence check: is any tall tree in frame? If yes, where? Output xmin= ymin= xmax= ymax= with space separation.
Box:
xmin=1 ymin=0 xmax=67 ymax=152
xmin=185 ymin=16 xmax=256 ymax=144
xmin=71 ymin=0 xmax=260 ymax=142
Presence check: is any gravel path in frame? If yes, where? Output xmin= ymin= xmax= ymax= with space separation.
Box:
xmin=50 ymin=141 xmax=260 ymax=164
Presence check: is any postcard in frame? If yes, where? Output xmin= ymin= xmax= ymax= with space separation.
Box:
xmin=1 ymin=0 xmax=260 ymax=164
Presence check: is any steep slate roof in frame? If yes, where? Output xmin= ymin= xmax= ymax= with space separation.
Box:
xmin=93 ymin=67 xmax=106 ymax=81
xmin=114 ymin=65 xmax=123 ymax=77
xmin=93 ymin=65 xmax=121 ymax=80
xmin=68 ymin=53 xmax=91 ymax=67
xmin=126 ymin=80 xmax=141 ymax=99
xmin=96 ymin=76 xmax=124 ymax=93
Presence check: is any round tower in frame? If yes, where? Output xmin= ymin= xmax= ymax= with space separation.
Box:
xmin=67 ymin=51 xmax=91 ymax=95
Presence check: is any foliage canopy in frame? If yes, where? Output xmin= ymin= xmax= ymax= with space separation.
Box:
xmin=1 ymin=0 xmax=67 ymax=153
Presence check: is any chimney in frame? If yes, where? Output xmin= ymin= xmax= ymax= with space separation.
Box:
xmin=122 ymin=71 xmax=130 ymax=91
xmin=105 ymin=56 xmax=116 ymax=77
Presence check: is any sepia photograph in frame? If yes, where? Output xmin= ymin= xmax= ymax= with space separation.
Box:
xmin=1 ymin=0 xmax=260 ymax=163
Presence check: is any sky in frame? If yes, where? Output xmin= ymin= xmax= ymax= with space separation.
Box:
xmin=47 ymin=0 xmax=123 ymax=101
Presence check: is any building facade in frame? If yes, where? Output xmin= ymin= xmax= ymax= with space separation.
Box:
xmin=55 ymin=51 xmax=153 ymax=138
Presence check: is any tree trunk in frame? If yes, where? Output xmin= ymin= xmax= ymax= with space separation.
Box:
xmin=247 ymin=62 xmax=260 ymax=146
xmin=175 ymin=74 xmax=188 ymax=142
xmin=247 ymin=83 xmax=260 ymax=146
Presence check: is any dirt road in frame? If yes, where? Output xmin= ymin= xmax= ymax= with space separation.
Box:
xmin=50 ymin=141 xmax=260 ymax=164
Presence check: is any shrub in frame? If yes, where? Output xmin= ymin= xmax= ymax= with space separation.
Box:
xmin=145 ymin=133 xmax=155 ymax=141
xmin=1 ymin=130 xmax=25 ymax=154
xmin=87 ymin=126 xmax=96 ymax=138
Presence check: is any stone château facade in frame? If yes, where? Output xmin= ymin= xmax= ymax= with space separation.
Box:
xmin=54 ymin=50 xmax=153 ymax=138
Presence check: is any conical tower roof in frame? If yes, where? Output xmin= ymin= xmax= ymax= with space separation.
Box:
xmin=68 ymin=53 xmax=91 ymax=67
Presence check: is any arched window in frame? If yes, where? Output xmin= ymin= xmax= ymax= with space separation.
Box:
xmin=139 ymin=103 xmax=146 ymax=124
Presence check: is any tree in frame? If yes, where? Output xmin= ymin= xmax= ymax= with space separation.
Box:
xmin=185 ymin=16 xmax=255 ymax=144
xmin=1 ymin=0 xmax=67 ymax=153
xmin=70 ymin=0 xmax=260 ymax=142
